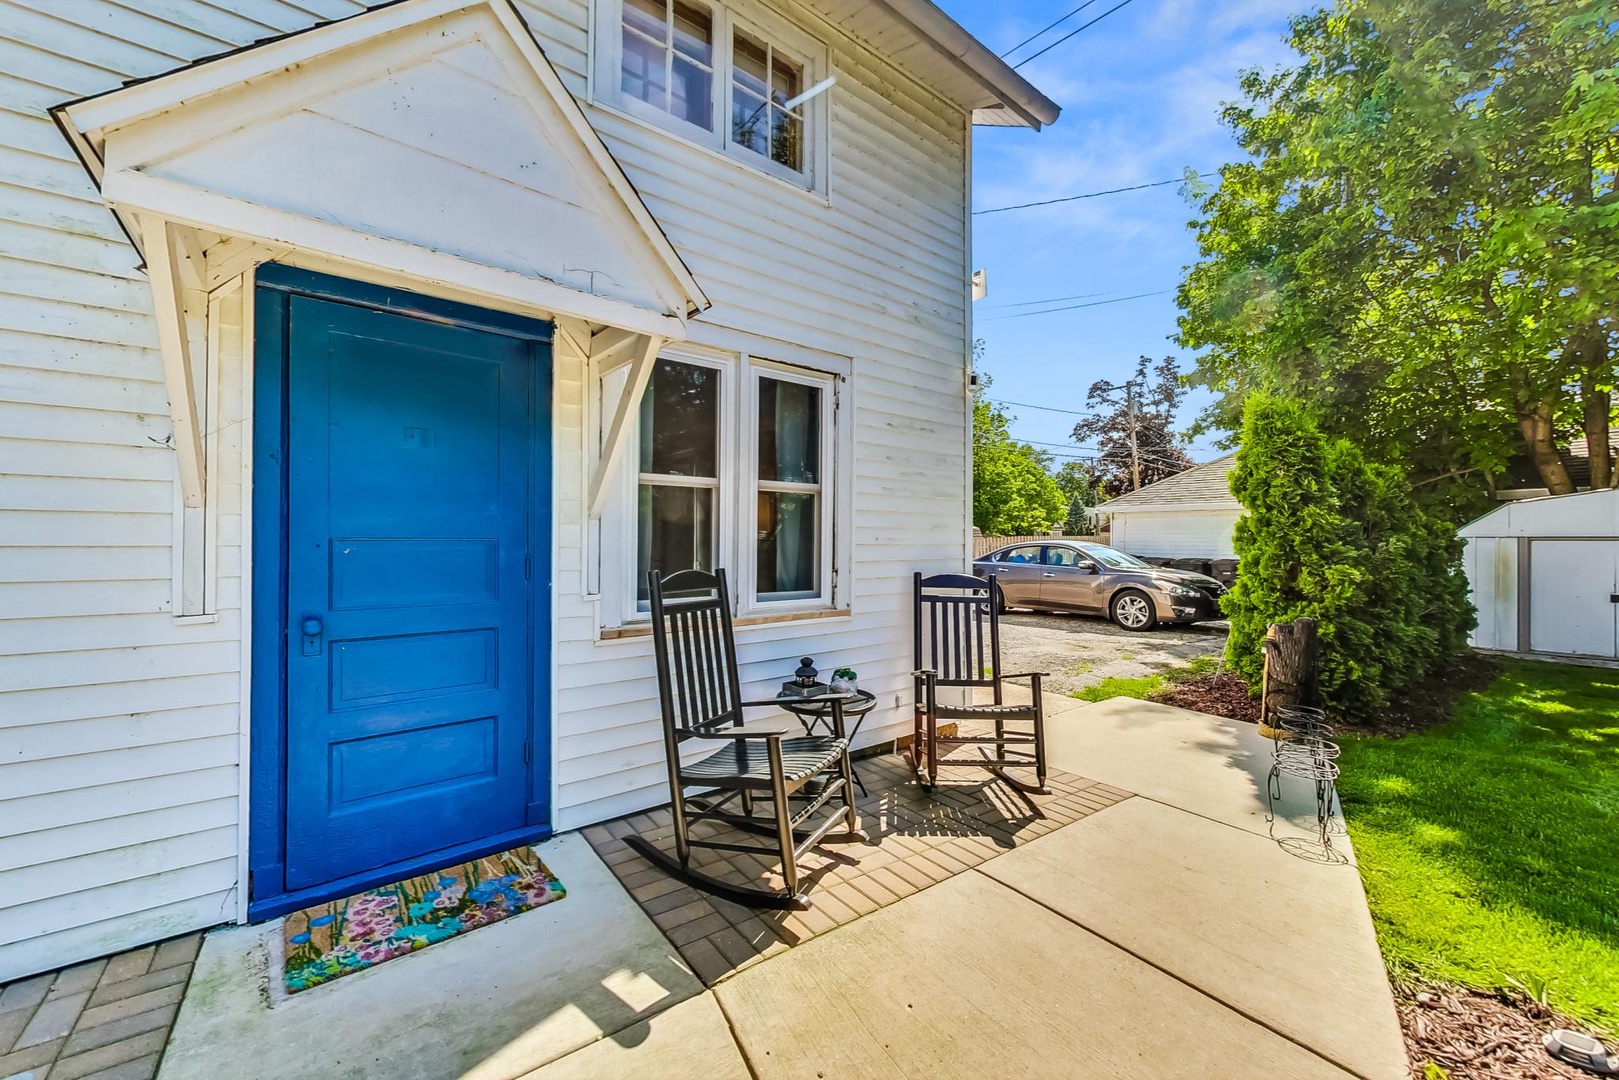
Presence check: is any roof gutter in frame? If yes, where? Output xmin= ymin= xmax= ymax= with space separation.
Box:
xmin=870 ymin=0 xmax=1061 ymax=129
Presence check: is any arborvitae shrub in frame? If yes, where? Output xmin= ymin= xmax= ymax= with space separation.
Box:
xmin=1223 ymin=395 xmax=1474 ymax=720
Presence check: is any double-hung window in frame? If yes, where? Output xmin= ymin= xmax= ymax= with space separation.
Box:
xmin=596 ymin=0 xmax=827 ymax=191
xmin=730 ymin=29 xmax=803 ymax=172
xmin=620 ymin=0 xmax=715 ymax=130
xmin=635 ymin=357 xmax=720 ymax=604
xmin=754 ymin=372 xmax=826 ymax=601
xmin=609 ymin=345 xmax=844 ymax=627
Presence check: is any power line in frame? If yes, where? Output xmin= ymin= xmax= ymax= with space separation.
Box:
xmin=991 ymin=398 xmax=1087 ymax=416
xmin=974 ymin=173 xmax=1219 ymax=216
xmin=998 ymin=1 xmax=1100 ymax=60
xmin=1012 ymin=0 xmax=1142 ymax=70
xmin=985 ymin=290 xmax=1115 ymax=310
xmin=984 ymin=289 xmax=1171 ymax=320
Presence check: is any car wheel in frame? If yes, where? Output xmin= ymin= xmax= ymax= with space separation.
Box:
xmin=1110 ymin=589 xmax=1157 ymax=631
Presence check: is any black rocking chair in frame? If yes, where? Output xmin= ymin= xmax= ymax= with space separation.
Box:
xmin=625 ymin=569 xmax=867 ymax=910
xmin=911 ymin=572 xmax=1050 ymax=794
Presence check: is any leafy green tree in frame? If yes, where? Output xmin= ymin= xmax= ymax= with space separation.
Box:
xmin=1180 ymin=0 xmax=1619 ymax=509
xmin=1071 ymin=356 xmax=1196 ymax=497
xmin=973 ymin=378 xmax=1066 ymax=535
xmin=1224 ymin=396 xmax=1473 ymax=718
xmin=1052 ymin=460 xmax=1100 ymax=534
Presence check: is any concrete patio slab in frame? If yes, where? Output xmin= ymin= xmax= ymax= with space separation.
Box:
xmin=1042 ymin=694 xmax=1343 ymax=846
xmin=517 ymin=993 xmax=749 ymax=1080
xmin=715 ymin=869 xmax=1359 ymax=1080
xmin=157 ymin=833 xmax=703 ymax=1080
xmin=978 ymin=796 xmax=1407 ymax=1080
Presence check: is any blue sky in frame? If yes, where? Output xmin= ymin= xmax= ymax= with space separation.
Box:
xmin=932 ymin=0 xmax=1304 ymax=462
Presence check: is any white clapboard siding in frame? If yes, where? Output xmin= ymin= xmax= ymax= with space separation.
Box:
xmin=1110 ymin=509 xmax=1243 ymax=561
xmin=0 ymin=0 xmax=973 ymax=981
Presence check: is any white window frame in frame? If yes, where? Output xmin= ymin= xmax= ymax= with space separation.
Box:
xmin=596 ymin=338 xmax=850 ymax=630
xmin=743 ymin=359 xmax=836 ymax=610
xmin=591 ymin=0 xmax=831 ymax=194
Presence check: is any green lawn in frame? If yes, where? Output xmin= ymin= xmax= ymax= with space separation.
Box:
xmin=1069 ymin=655 xmax=1218 ymax=702
xmin=1337 ymin=660 xmax=1619 ymax=1032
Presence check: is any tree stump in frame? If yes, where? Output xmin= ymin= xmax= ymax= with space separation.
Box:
xmin=1259 ymin=618 xmax=1320 ymax=737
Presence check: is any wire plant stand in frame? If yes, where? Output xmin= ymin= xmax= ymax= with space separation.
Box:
xmin=1265 ymin=704 xmax=1348 ymax=864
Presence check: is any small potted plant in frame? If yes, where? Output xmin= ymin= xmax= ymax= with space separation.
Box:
xmin=830 ymin=667 xmax=858 ymax=695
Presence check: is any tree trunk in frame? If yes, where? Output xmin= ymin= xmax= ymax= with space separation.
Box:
xmin=1260 ymin=618 xmax=1320 ymax=735
xmin=1584 ymin=379 xmax=1612 ymax=491
xmin=1516 ymin=401 xmax=1575 ymax=495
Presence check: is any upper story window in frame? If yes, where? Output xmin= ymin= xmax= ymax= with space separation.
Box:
xmin=595 ymin=0 xmax=828 ymax=192
xmin=731 ymin=30 xmax=802 ymax=171
xmin=621 ymin=0 xmax=715 ymax=130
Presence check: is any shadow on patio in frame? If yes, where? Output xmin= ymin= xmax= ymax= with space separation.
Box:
xmin=585 ymin=747 xmax=1131 ymax=985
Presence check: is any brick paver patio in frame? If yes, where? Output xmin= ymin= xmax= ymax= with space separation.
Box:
xmin=584 ymin=745 xmax=1133 ymax=986
xmin=0 ymin=933 xmax=202 ymax=1080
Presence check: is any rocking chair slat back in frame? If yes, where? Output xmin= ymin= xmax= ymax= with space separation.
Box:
xmin=648 ymin=569 xmax=745 ymax=736
xmin=914 ymin=572 xmax=1002 ymax=688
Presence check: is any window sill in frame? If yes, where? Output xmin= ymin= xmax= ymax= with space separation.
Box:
xmin=599 ymin=606 xmax=849 ymax=640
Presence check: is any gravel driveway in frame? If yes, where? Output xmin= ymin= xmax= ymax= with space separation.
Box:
xmin=998 ymin=611 xmax=1230 ymax=698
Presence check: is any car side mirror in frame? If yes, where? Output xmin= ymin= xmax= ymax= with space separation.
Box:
xmin=1078 ymin=562 xmax=1099 ymax=574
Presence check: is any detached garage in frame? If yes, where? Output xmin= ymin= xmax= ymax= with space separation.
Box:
xmin=1461 ymin=489 xmax=1619 ymax=660
xmin=1094 ymin=454 xmax=1241 ymax=561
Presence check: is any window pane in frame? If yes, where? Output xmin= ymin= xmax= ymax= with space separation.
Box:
xmin=758 ymin=377 xmax=819 ymax=484
xmin=769 ymin=54 xmax=801 ymax=106
xmin=770 ymin=108 xmax=802 ymax=170
xmin=640 ymin=359 xmax=718 ymax=477
xmin=638 ymin=485 xmax=714 ymax=602
xmin=621 ymin=27 xmax=666 ymax=106
xmin=623 ymin=0 xmax=667 ymax=42
xmin=757 ymin=492 xmax=818 ymax=598
xmin=672 ymin=2 xmax=712 ymax=64
xmin=671 ymin=55 xmax=713 ymax=129
xmin=732 ymin=30 xmax=768 ymax=97
xmin=1045 ymin=546 xmax=1083 ymax=567
xmin=732 ymin=89 xmax=769 ymax=156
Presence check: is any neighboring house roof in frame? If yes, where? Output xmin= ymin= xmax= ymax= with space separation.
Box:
xmin=1498 ymin=432 xmax=1618 ymax=493
xmin=1095 ymin=454 xmax=1241 ymax=513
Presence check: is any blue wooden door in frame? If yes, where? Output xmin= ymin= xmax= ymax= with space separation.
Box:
xmin=282 ymin=294 xmax=539 ymax=893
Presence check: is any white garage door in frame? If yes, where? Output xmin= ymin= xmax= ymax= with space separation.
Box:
xmin=1529 ymin=540 xmax=1619 ymax=658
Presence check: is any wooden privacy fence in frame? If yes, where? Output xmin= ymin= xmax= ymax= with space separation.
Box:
xmin=972 ymin=532 xmax=1098 ymax=559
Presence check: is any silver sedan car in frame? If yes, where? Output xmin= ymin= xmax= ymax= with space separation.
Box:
xmin=973 ymin=540 xmax=1227 ymax=631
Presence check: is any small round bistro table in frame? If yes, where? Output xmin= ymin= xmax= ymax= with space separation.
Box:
xmin=775 ymin=689 xmax=877 ymax=797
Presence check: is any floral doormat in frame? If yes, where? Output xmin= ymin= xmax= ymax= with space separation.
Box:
xmin=282 ymin=846 xmax=565 ymax=993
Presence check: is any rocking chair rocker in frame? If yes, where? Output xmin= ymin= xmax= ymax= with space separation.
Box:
xmin=911 ymin=572 xmax=1050 ymax=794
xmin=624 ymin=569 xmax=867 ymax=910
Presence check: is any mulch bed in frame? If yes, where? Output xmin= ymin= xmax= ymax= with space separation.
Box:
xmin=1149 ymin=670 xmax=1262 ymax=723
xmin=1396 ymin=983 xmax=1610 ymax=1079
xmin=1336 ymin=652 xmax=1505 ymax=738
xmin=1145 ymin=652 xmax=1506 ymax=735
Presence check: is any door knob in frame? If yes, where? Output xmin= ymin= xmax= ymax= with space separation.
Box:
xmin=300 ymin=616 xmax=325 ymax=657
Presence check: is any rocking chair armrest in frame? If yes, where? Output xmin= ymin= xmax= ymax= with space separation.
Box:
xmin=997 ymin=671 xmax=1049 ymax=682
xmin=911 ymin=668 xmax=938 ymax=680
xmin=687 ymin=727 xmax=793 ymax=741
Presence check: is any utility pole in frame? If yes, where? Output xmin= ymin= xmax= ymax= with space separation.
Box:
xmin=1125 ymin=380 xmax=1141 ymax=491
xmin=1095 ymin=376 xmax=1146 ymax=491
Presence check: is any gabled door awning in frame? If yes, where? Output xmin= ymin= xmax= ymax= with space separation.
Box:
xmin=53 ymin=0 xmax=709 ymax=511
xmin=54 ymin=0 xmax=708 ymax=332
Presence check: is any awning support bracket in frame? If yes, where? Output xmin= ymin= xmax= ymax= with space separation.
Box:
xmin=588 ymin=332 xmax=663 ymax=518
xmin=140 ymin=213 xmax=206 ymax=509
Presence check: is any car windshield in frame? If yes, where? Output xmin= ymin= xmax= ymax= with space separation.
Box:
xmin=1075 ymin=543 xmax=1151 ymax=570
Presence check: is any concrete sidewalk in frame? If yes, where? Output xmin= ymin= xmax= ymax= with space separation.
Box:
xmin=526 ymin=695 xmax=1407 ymax=1080
xmin=129 ymin=694 xmax=1405 ymax=1080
